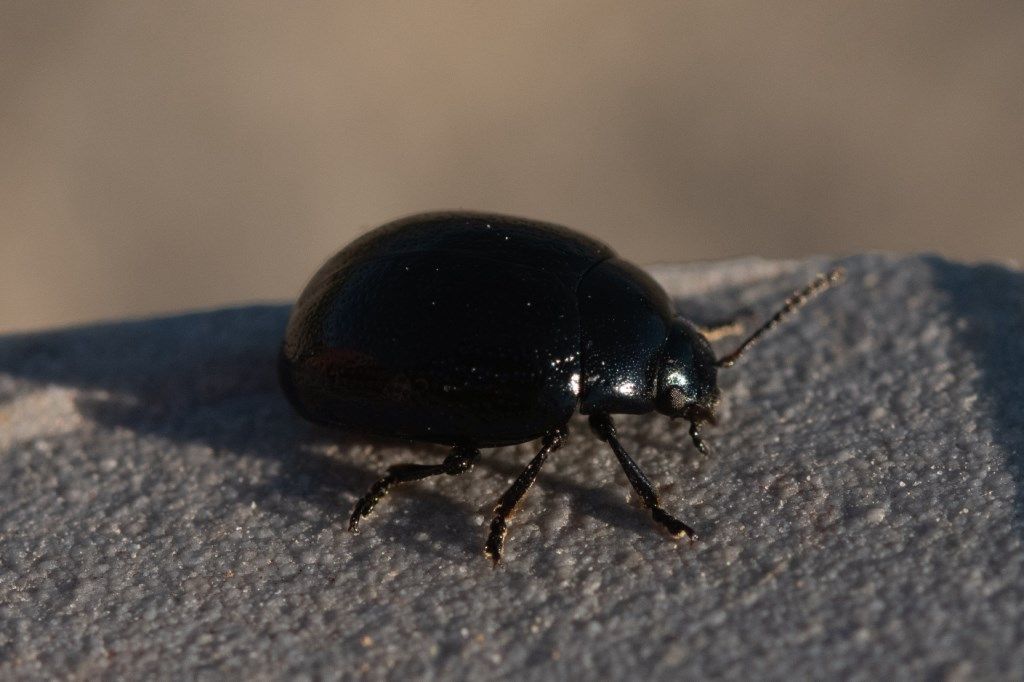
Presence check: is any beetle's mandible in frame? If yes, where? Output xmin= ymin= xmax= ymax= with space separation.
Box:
xmin=279 ymin=211 xmax=843 ymax=563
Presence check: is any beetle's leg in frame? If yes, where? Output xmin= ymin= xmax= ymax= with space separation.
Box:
xmin=689 ymin=421 xmax=711 ymax=456
xmin=589 ymin=413 xmax=697 ymax=541
xmin=484 ymin=426 xmax=567 ymax=565
xmin=348 ymin=445 xmax=480 ymax=533
xmin=697 ymin=318 xmax=745 ymax=342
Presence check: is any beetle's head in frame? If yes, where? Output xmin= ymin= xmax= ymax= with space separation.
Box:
xmin=655 ymin=318 xmax=720 ymax=425
xmin=655 ymin=267 xmax=846 ymax=435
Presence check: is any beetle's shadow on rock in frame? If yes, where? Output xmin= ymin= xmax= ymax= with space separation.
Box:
xmin=0 ymin=305 xmax=665 ymax=560
xmin=927 ymin=257 xmax=1024 ymax=534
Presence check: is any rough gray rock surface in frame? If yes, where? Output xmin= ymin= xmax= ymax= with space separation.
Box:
xmin=2 ymin=255 xmax=1023 ymax=680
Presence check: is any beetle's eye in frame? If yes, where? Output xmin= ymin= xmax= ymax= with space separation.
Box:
xmin=665 ymin=386 xmax=687 ymax=413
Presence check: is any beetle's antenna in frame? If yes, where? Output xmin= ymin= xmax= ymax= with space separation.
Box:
xmin=715 ymin=267 xmax=845 ymax=368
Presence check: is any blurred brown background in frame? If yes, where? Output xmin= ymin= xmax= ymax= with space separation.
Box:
xmin=3 ymin=2 xmax=1022 ymax=332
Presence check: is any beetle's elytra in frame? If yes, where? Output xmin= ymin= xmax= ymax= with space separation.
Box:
xmin=279 ymin=211 xmax=843 ymax=563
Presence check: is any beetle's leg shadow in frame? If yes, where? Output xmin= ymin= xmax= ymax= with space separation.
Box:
xmin=0 ymin=307 xmax=495 ymax=560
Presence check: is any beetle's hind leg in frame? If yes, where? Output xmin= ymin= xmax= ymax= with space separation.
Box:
xmin=589 ymin=413 xmax=697 ymax=541
xmin=484 ymin=426 xmax=568 ymax=565
xmin=348 ymin=445 xmax=480 ymax=533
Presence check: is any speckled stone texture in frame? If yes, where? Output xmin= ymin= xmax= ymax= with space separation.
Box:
xmin=2 ymin=255 xmax=1023 ymax=680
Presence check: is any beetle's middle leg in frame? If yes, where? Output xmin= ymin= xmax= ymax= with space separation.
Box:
xmin=589 ymin=413 xmax=697 ymax=541
xmin=348 ymin=445 xmax=480 ymax=533
xmin=484 ymin=426 xmax=568 ymax=565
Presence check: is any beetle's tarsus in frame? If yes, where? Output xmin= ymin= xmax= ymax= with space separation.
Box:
xmin=652 ymin=506 xmax=697 ymax=539
xmin=348 ymin=476 xmax=393 ymax=532
xmin=484 ymin=426 xmax=568 ymax=563
xmin=484 ymin=518 xmax=506 ymax=566
xmin=347 ymin=446 xmax=479 ymax=532
xmin=689 ymin=421 xmax=711 ymax=456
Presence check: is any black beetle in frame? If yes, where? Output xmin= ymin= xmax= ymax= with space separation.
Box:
xmin=279 ymin=212 xmax=843 ymax=563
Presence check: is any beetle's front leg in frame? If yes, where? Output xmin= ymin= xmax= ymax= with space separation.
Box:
xmin=590 ymin=413 xmax=697 ymax=541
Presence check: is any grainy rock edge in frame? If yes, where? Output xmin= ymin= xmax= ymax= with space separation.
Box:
xmin=1 ymin=254 xmax=1023 ymax=681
